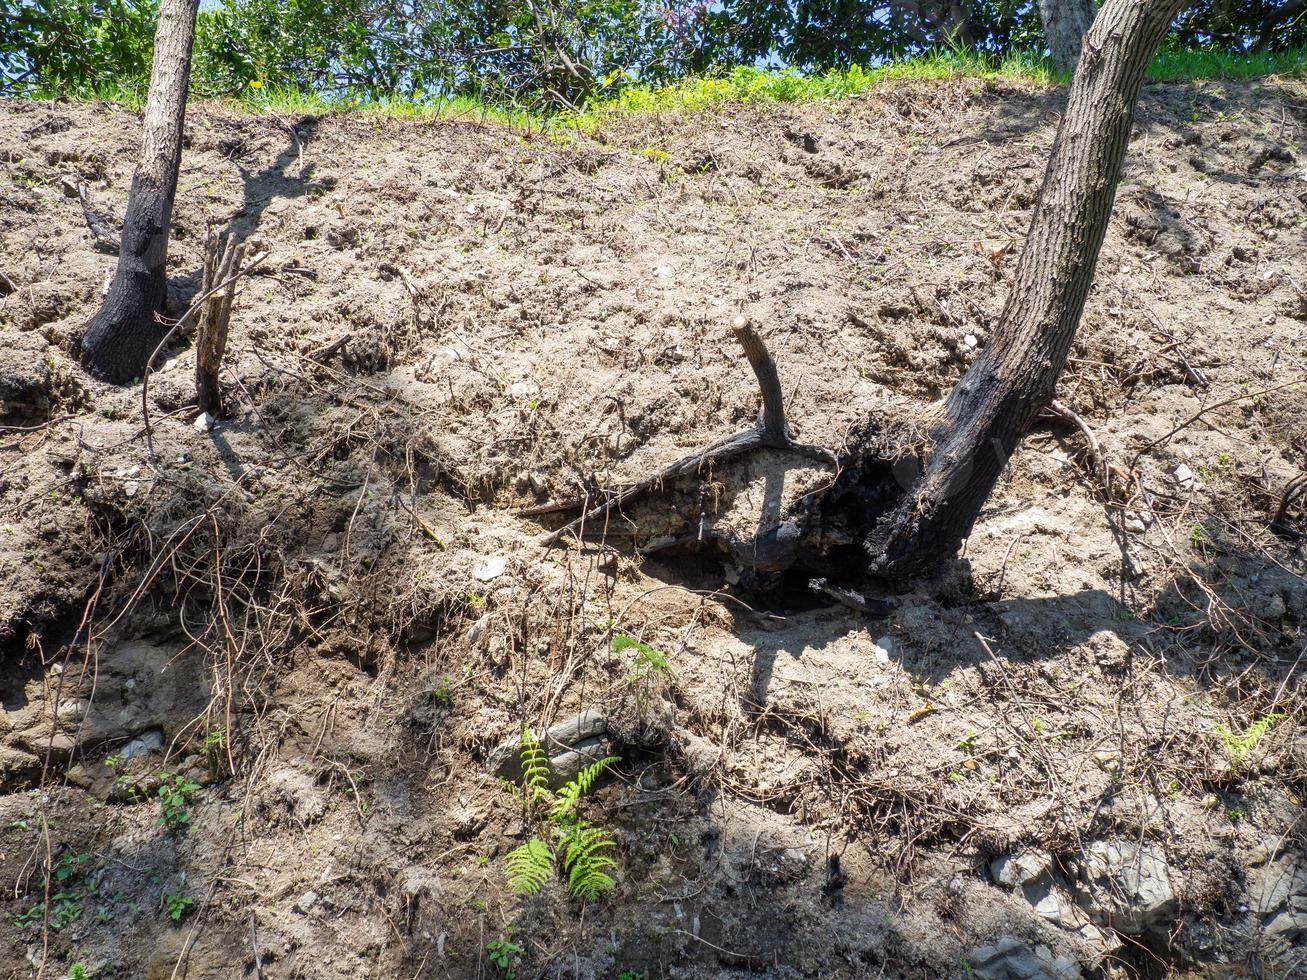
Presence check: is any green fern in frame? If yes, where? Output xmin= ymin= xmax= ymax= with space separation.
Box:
xmin=613 ymin=634 xmax=670 ymax=676
xmin=519 ymin=727 xmax=552 ymax=802
xmin=559 ymin=822 xmax=617 ymax=901
xmin=551 ymin=756 xmax=619 ymax=821
xmin=505 ymin=839 xmax=554 ymax=895
xmin=500 ymin=728 xmax=620 ymax=901
xmin=1217 ymin=713 xmax=1286 ymax=769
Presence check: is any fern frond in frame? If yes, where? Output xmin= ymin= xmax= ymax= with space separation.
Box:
xmin=613 ymin=634 xmax=670 ymax=672
xmin=559 ymin=822 xmax=617 ymax=901
xmin=550 ymin=756 xmax=620 ymax=821
xmin=519 ymin=726 xmax=552 ymax=796
xmin=504 ymin=838 xmax=554 ymax=895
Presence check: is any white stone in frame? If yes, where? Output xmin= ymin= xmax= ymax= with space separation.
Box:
xmin=1173 ymin=463 xmax=1194 ymax=485
xmin=121 ymin=728 xmax=164 ymax=759
xmin=871 ymin=636 xmax=893 ymax=664
xmin=193 ymin=412 xmax=215 ymax=433
xmin=472 ymin=556 xmax=507 ymax=581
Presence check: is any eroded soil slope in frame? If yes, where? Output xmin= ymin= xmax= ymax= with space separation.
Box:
xmin=1 ymin=76 xmax=1305 ymax=979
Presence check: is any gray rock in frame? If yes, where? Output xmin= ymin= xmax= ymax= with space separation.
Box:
xmin=968 ymin=937 xmax=1080 ymax=980
xmin=120 ymin=727 xmax=165 ymax=759
xmin=1264 ymin=911 xmax=1307 ymax=938
xmin=1251 ymin=859 xmax=1305 ymax=916
xmin=1074 ymin=840 xmax=1176 ymax=933
xmin=293 ymin=890 xmax=318 ymax=913
xmin=993 ymin=850 xmax=1054 ymax=888
xmin=490 ymin=710 xmax=611 ymax=786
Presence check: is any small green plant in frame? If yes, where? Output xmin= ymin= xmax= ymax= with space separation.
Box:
xmin=614 ymin=633 xmax=670 ymax=715
xmin=157 ymin=774 xmax=201 ymax=833
xmin=164 ymin=891 xmax=194 ymax=921
xmin=15 ymin=851 xmax=91 ymax=932
xmin=68 ymin=965 xmax=89 ymax=980
xmin=501 ymin=728 xmax=620 ymax=901
xmin=1226 ymin=807 xmax=1244 ymax=824
xmin=957 ymin=729 xmax=977 ymax=753
xmin=486 ymin=938 xmax=523 ymax=978
xmin=203 ymin=727 xmax=227 ymax=758
xmin=1216 ymin=713 xmax=1285 ymax=770
xmin=432 ymin=677 xmax=455 ymax=707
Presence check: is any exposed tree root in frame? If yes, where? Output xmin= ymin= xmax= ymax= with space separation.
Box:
xmin=540 ymin=316 xmax=837 ymax=547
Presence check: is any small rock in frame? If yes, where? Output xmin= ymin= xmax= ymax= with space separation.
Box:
xmin=1091 ymin=749 xmax=1122 ymax=773
xmin=121 ymin=728 xmax=165 ymax=759
xmin=968 ymin=936 xmax=1080 ymax=980
xmin=56 ymin=699 xmax=89 ymax=723
xmin=653 ymin=264 xmax=674 ymax=279
xmin=490 ymin=710 xmax=611 ymax=785
xmin=1075 ymin=840 xmax=1176 ymax=933
xmin=992 ymin=849 xmax=1054 ymax=888
xmin=509 ymin=380 xmax=538 ymax=399
xmin=467 ymin=612 xmax=493 ymax=644
xmin=871 ymin=635 xmax=893 ymax=664
xmin=1172 ymin=463 xmax=1195 ymax=486
xmin=472 ymin=556 xmax=507 ymax=581
xmin=193 ymin=412 xmax=214 ymax=433
xmin=293 ymin=890 xmax=319 ymax=913
xmin=963 ymin=333 xmax=978 ymax=348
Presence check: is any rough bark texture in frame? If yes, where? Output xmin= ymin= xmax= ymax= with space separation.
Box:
xmin=194 ymin=233 xmax=244 ymax=417
xmin=80 ymin=0 xmax=199 ymax=383
xmin=866 ymin=0 xmax=1187 ymax=577
xmin=1040 ymin=0 xmax=1099 ymax=71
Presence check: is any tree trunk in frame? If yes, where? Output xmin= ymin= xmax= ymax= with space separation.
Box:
xmin=80 ymin=0 xmax=199 ymax=383
xmin=865 ymin=0 xmax=1186 ymax=577
xmin=1040 ymin=0 xmax=1099 ymax=72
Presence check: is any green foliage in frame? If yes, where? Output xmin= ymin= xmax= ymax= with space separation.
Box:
xmin=1217 ymin=713 xmax=1286 ymax=769
xmin=557 ymin=822 xmax=616 ymax=901
xmin=504 ymin=838 xmax=554 ymax=896
xmin=3 ymin=0 xmax=1303 ymax=110
xmin=486 ymin=938 xmax=524 ymax=978
xmin=14 ymin=852 xmax=91 ymax=931
xmin=614 ymin=632 xmax=671 ymax=716
xmin=68 ymin=965 xmax=89 ymax=980
xmin=164 ymin=890 xmax=194 ymax=921
xmin=501 ymin=727 xmax=619 ymax=901
xmin=158 ymin=774 xmax=201 ymax=834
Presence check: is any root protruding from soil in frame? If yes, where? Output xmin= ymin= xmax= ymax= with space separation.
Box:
xmin=541 ymin=317 xmax=837 ymax=547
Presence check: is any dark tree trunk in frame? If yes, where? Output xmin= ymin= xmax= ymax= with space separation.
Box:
xmin=1040 ymin=0 xmax=1099 ymax=72
xmin=1257 ymin=0 xmax=1305 ymax=51
xmin=80 ymin=0 xmax=199 ymax=383
xmin=865 ymin=0 xmax=1187 ymax=577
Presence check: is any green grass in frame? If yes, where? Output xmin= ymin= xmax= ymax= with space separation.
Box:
xmin=21 ymin=46 xmax=1306 ymax=133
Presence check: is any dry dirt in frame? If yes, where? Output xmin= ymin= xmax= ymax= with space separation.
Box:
xmin=0 ymin=75 xmax=1305 ymax=980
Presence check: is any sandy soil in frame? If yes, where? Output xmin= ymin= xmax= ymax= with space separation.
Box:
xmin=0 ymin=75 xmax=1305 ymax=979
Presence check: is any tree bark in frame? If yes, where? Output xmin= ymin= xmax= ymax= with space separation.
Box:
xmin=80 ymin=0 xmax=199 ymax=383
xmin=1040 ymin=0 xmax=1099 ymax=72
xmin=865 ymin=0 xmax=1186 ymax=577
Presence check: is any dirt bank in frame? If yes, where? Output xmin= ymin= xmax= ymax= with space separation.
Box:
xmin=1 ymin=75 xmax=1305 ymax=979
